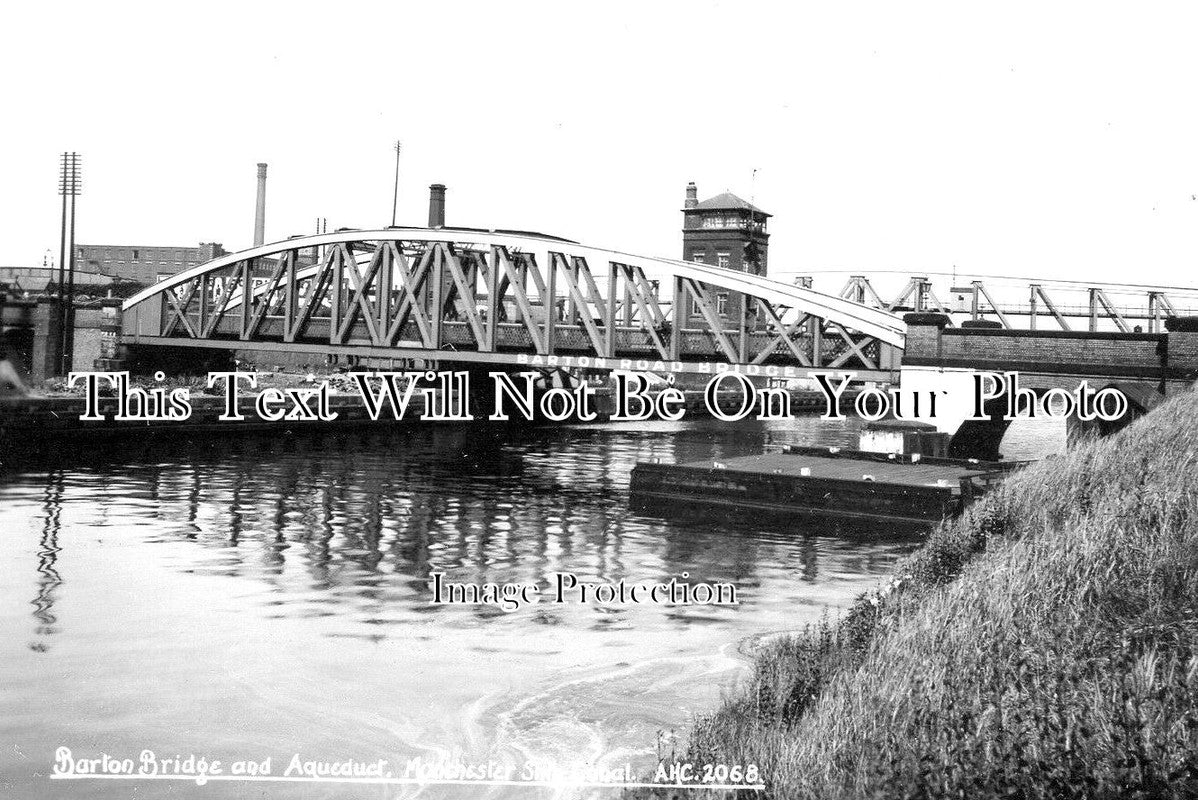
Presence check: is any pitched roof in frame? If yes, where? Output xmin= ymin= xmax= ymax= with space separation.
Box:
xmin=691 ymin=191 xmax=770 ymax=216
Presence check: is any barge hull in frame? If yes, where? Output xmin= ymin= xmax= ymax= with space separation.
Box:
xmin=631 ymin=462 xmax=957 ymax=523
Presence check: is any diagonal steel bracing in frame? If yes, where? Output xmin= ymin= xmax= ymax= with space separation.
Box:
xmin=122 ymin=230 xmax=901 ymax=374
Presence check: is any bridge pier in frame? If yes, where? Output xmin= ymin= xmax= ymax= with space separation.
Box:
xmin=29 ymin=299 xmax=64 ymax=382
xmin=1165 ymin=316 xmax=1198 ymax=383
xmin=0 ymin=297 xmax=127 ymax=384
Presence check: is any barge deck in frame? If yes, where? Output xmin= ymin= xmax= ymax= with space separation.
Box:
xmin=630 ymin=447 xmax=1016 ymax=523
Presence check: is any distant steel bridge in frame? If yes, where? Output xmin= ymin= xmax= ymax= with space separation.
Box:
xmin=830 ymin=274 xmax=1198 ymax=333
xmin=121 ymin=228 xmax=906 ymax=379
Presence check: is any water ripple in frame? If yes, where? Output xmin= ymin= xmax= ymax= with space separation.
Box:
xmin=0 ymin=418 xmax=938 ymax=799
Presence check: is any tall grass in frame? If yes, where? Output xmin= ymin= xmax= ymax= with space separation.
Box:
xmin=684 ymin=390 xmax=1198 ymax=799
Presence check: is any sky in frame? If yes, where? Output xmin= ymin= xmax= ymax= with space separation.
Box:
xmin=4 ymin=1 xmax=1198 ymax=301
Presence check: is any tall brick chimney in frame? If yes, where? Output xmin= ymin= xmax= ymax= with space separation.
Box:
xmin=428 ymin=184 xmax=446 ymax=228
xmin=253 ymin=163 xmax=268 ymax=247
xmin=684 ymin=181 xmax=698 ymax=209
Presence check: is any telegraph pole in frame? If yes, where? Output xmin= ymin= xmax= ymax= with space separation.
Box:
xmin=56 ymin=180 xmax=67 ymax=335
xmin=57 ymin=152 xmax=82 ymax=375
xmin=390 ymin=140 xmax=402 ymax=227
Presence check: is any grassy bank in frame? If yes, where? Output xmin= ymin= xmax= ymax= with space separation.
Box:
xmin=685 ymin=390 xmax=1198 ymax=799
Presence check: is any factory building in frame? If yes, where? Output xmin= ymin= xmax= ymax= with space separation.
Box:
xmin=73 ymin=243 xmax=229 ymax=285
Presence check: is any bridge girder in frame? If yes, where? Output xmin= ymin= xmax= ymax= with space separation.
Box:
xmin=121 ymin=229 xmax=906 ymax=373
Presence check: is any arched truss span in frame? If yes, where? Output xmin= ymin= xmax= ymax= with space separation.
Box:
xmin=122 ymin=228 xmax=906 ymax=373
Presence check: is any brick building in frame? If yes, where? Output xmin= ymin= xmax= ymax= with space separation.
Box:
xmin=681 ymin=182 xmax=770 ymax=324
xmin=0 ymin=266 xmax=112 ymax=295
xmin=75 ymin=242 xmax=228 ymax=285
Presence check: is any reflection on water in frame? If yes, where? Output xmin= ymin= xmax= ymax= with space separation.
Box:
xmin=30 ymin=472 xmax=64 ymax=651
xmin=0 ymin=416 xmax=1007 ymax=799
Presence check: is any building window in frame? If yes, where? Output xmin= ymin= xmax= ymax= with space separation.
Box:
xmin=717 ymin=252 xmax=730 ymax=269
xmin=717 ymin=292 xmax=729 ymax=315
xmin=702 ymin=214 xmax=746 ymax=229
xmin=692 ymin=253 xmax=705 ymax=264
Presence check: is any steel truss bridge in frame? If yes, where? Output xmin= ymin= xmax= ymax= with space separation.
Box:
xmin=832 ymin=274 xmax=1198 ymax=333
xmin=121 ymin=229 xmax=905 ymax=378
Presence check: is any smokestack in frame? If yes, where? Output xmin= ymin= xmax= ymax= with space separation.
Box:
xmin=428 ymin=184 xmax=446 ymax=228
xmin=253 ymin=163 xmax=268 ymax=246
xmin=685 ymin=181 xmax=698 ymax=209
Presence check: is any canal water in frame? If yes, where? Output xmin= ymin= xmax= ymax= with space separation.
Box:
xmin=0 ymin=415 xmax=1062 ymax=799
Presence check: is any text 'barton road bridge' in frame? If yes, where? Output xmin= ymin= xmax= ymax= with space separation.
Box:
xmin=120 ymin=228 xmax=905 ymax=380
